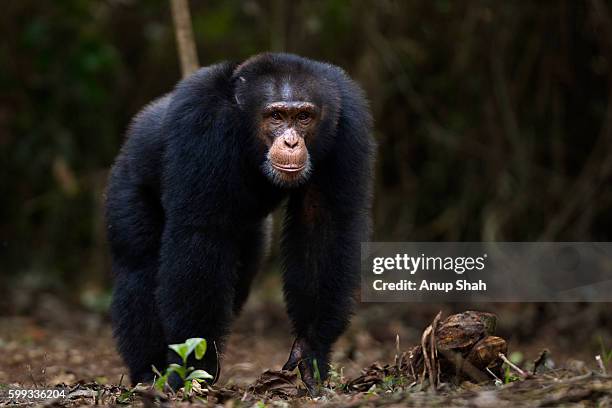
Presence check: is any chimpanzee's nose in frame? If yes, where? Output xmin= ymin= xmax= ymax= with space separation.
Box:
xmin=284 ymin=134 xmax=299 ymax=149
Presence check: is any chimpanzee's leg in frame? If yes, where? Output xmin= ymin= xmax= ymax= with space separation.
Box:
xmin=107 ymin=169 xmax=167 ymax=385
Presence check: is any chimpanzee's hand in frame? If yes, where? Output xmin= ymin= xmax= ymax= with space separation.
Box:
xmin=282 ymin=338 xmax=328 ymax=396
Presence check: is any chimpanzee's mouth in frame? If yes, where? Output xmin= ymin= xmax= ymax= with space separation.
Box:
xmin=263 ymin=157 xmax=312 ymax=188
xmin=271 ymin=163 xmax=306 ymax=173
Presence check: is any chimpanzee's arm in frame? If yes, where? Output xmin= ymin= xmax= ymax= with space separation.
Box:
xmin=156 ymin=222 xmax=237 ymax=384
xmin=281 ymin=81 xmax=375 ymax=390
xmin=154 ymin=62 xmax=242 ymax=385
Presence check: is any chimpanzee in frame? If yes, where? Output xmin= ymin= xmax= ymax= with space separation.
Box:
xmin=105 ymin=53 xmax=375 ymax=391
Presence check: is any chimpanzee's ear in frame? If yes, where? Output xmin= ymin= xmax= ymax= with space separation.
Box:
xmin=231 ymin=75 xmax=247 ymax=107
xmin=231 ymin=74 xmax=246 ymax=85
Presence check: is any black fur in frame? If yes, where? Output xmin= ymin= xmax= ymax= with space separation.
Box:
xmin=106 ymin=53 xmax=375 ymax=386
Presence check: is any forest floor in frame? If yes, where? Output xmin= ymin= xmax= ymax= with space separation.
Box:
xmin=0 ymin=275 xmax=611 ymax=407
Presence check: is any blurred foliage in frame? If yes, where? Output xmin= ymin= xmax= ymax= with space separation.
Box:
xmin=1 ymin=0 xmax=611 ymax=301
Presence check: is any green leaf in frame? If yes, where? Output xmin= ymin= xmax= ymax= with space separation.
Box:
xmin=312 ymin=359 xmax=321 ymax=383
xmin=169 ymin=363 xmax=187 ymax=380
xmin=185 ymin=338 xmax=207 ymax=360
xmin=183 ymin=380 xmax=192 ymax=395
xmin=186 ymin=369 xmax=213 ymax=381
xmin=195 ymin=340 xmax=207 ymax=360
xmin=169 ymin=343 xmax=190 ymax=362
xmin=154 ymin=373 xmax=169 ymax=392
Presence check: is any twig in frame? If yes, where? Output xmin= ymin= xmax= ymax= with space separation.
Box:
xmin=431 ymin=313 xmax=441 ymax=387
xmin=499 ymin=353 xmax=528 ymax=378
xmin=595 ymin=355 xmax=607 ymax=375
xmin=486 ymin=367 xmax=503 ymax=386
xmin=532 ymin=349 xmax=549 ymax=375
xmin=27 ymin=364 xmax=39 ymax=388
xmin=438 ymin=348 xmax=489 ymax=384
xmin=420 ymin=311 xmax=442 ymax=390
xmin=408 ymin=349 xmax=416 ymax=380
xmin=170 ymin=0 xmax=199 ymax=77
xmin=394 ymin=334 xmax=401 ymax=372
xmin=212 ymin=340 xmax=221 ymax=383
xmin=420 ymin=327 xmax=432 ymax=385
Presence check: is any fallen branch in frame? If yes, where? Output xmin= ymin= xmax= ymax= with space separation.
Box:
xmin=499 ymin=353 xmax=529 ymax=378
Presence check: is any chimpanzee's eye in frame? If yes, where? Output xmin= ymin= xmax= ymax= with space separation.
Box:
xmin=297 ymin=112 xmax=311 ymax=122
xmin=271 ymin=111 xmax=282 ymax=120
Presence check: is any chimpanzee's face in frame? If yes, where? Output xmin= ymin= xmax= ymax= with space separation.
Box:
xmin=235 ymin=74 xmax=324 ymax=187
xmin=257 ymin=98 xmax=320 ymax=187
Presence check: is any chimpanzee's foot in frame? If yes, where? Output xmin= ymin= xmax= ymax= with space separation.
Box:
xmin=282 ymin=338 xmax=328 ymax=395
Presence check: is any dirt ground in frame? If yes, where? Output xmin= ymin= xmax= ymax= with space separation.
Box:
xmin=0 ymin=275 xmax=611 ymax=406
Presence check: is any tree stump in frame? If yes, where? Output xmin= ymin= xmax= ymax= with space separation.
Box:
xmin=347 ymin=310 xmax=508 ymax=392
xmin=404 ymin=311 xmax=507 ymax=387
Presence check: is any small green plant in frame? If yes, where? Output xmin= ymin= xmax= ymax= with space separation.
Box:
xmin=312 ymin=359 xmax=321 ymax=384
xmin=381 ymin=375 xmax=396 ymax=391
xmin=365 ymin=384 xmax=379 ymax=397
xmin=503 ymin=365 xmax=520 ymax=384
xmin=308 ymin=358 xmax=326 ymax=395
xmin=328 ymin=364 xmax=347 ymax=391
xmin=599 ymin=337 xmax=612 ymax=366
xmin=115 ymin=389 xmax=134 ymax=404
xmin=153 ymin=338 xmax=213 ymax=395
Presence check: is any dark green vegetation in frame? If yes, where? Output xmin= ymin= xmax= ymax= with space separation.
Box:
xmin=2 ymin=1 xmax=611 ymax=298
